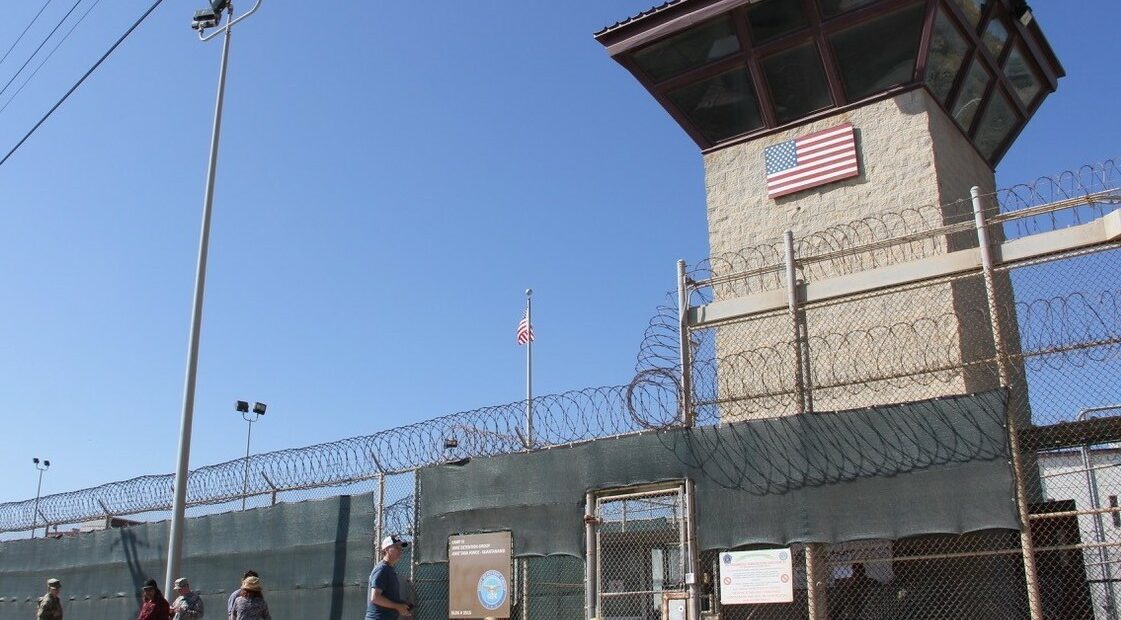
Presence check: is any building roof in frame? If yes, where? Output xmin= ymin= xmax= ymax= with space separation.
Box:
xmin=594 ymin=0 xmax=686 ymax=38
xmin=594 ymin=0 xmax=1065 ymax=164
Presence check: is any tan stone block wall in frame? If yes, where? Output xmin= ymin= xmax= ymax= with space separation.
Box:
xmin=700 ymin=89 xmax=1013 ymax=420
xmin=704 ymin=91 xmax=946 ymax=261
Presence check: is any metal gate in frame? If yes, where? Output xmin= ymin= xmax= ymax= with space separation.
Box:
xmin=593 ymin=484 xmax=689 ymax=620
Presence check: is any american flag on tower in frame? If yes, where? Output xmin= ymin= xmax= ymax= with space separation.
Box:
xmin=516 ymin=310 xmax=534 ymax=345
xmin=763 ymin=123 xmax=859 ymax=198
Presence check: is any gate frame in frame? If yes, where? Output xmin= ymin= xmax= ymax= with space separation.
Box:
xmin=586 ymin=481 xmax=698 ymax=620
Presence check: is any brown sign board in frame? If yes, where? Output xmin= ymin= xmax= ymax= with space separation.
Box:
xmin=449 ymin=532 xmax=513 ymax=618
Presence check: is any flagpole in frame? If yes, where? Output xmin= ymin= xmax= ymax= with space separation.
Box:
xmin=525 ymin=288 xmax=533 ymax=449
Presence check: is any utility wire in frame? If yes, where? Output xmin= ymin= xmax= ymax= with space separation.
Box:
xmin=0 ymin=0 xmax=166 ymax=170
xmin=0 ymin=0 xmax=105 ymax=115
xmin=0 ymin=0 xmax=56 ymax=69
xmin=0 ymin=0 xmax=83 ymax=101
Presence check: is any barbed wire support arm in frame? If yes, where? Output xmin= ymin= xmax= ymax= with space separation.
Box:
xmin=260 ymin=472 xmax=278 ymax=507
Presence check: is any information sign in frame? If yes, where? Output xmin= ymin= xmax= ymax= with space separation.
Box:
xmin=449 ymin=532 xmax=513 ymax=618
xmin=718 ymin=549 xmax=794 ymax=605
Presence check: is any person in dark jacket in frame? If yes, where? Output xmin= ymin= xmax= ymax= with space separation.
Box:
xmin=138 ymin=578 xmax=171 ymax=620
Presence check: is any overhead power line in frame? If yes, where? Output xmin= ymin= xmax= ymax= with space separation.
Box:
xmin=0 ymin=0 xmax=57 ymax=69
xmin=0 ymin=0 xmax=166 ymax=170
xmin=0 ymin=0 xmax=105 ymax=115
xmin=0 ymin=0 xmax=83 ymax=102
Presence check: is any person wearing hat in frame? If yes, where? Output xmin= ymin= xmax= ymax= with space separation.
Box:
xmin=231 ymin=576 xmax=271 ymax=620
xmin=137 ymin=578 xmax=171 ymax=620
xmin=171 ymin=578 xmax=204 ymax=619
xmin=36 ymin=578 xmax=62 ymax=620
xmin=227 ymin=570 xmax=258 ymax=620
xmin=366 ymin=535 xmax=412 ymax=620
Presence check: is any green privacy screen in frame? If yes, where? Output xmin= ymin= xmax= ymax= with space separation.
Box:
xmin=0 ymin=493 xmax=374 ymax=620
xmin=417 ymin=391 xmax=1016 ymax=562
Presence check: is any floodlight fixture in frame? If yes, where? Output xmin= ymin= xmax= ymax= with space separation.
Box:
xmin=31 ymin=456 xmax=50 ymax=539
xmin=443 ymin=437 xmax=459 ymax=450
xmin=192 ymin=1 xmax=231 ymax=31
xmin=235 ymin=398 xmax=267 ymax=511
xmin=191 ymin=9 xmax=219 ymax=31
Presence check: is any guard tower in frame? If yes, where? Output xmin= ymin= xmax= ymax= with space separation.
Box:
xmin=596 ymin=0 xmax=1063 ymax=417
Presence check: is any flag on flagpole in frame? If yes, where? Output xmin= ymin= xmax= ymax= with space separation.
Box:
xmin=516 ymin=309 xmax=534 ymax=345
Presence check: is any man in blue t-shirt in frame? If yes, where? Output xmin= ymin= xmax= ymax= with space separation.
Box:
xmin=366 ymin=535 xmax=412 ymax=620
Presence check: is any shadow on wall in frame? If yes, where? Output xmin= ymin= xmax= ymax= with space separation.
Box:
xmin=329 ymin=495 xmax=351 ymax=620
xmin=110 ymin=526 xmax=161 ymax=607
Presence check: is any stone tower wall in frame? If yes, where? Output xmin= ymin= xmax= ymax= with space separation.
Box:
xmin=699 ymin=89 xmax=1016 ymax=419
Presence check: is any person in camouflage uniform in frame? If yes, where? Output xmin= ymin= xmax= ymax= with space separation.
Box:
xmin=171 ymin=578 xmax=204 ymax=619
xmin=36 ymin=578 xmax=62 ymax=620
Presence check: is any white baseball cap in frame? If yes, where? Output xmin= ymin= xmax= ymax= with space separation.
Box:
xmin=380 ymin=535 xmax=409 ymax=550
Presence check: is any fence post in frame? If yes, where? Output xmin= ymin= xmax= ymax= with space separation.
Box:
xmin=376 ymin=472 xmax=385 ymax=549
xmin=684 ymin=478 xmax=701 ymax=620
xmin=678 ymin=259 xmax=693 ymax=427
xmin=521 ymin=558 xmax=530 ymax=620
xmin=585 ymin=491 xmax=597 ymax=620
xmin=95 ymin=498 xmax=113 ymax=530
xmin=971 ymin=186 xmax=1044 ymax=620
xmin=786 ymin=229 xmax=826 ymax=619
xmin=411 ymin=471 xmax=419 ymax=584
xmin=260 ymin=472 xmax=278 ymax=506
xmin=675 ymin=259 xmax=700 ymax=620
xmin=784 ymin=230 xmax=813 ymax=414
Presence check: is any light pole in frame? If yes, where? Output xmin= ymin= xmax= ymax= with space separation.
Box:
xmin=165 ymin=0 xmax=264 ymax=596
xmin=31 ymin=457 xmax=49 ymax=539
xmin=235 ymin=400 xmax=267 ymax=510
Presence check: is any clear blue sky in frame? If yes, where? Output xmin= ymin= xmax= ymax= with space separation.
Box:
xmin=0 ymin=1 xmax=1117 ymax=506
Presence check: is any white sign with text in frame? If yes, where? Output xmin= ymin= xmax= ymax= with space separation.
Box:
xmin=718 ymin=549 xmax=794 ymax=605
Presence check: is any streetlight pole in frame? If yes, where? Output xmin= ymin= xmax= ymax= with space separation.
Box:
xmin=235 ymin=400 xmax=267 ymax=510
xmin=31 ymin=458 xmax=49 ymax=539
xmin=165 ymin=0 xmax=264 ymax=596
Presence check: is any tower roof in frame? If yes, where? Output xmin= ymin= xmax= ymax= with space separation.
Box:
xmin=595 ymin=0 xmax=1064 ymax=166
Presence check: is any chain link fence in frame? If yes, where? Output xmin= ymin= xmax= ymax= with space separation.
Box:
xmin=682 ymin=159 xmax=1121 ymax=619
xmin=3 ymin=160 xmax=1121 ymax=620
xmin=594 ymin=487 xmax=688 ymax=620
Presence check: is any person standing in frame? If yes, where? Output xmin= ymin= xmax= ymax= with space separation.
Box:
xmin=366 ymin=535 xmax=412 ymax=620
xmin=231 ymin=576 xmax=271 ymax=620
xmin=36 ymin=578 xmax=63 ymax=620
xmin=171 ymin=578 xmax=204 ymax=619
xmin=227 ymin=571 xmax=257 ymax=620
xmin=138 ymin=579 xmax=171 ymax=620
